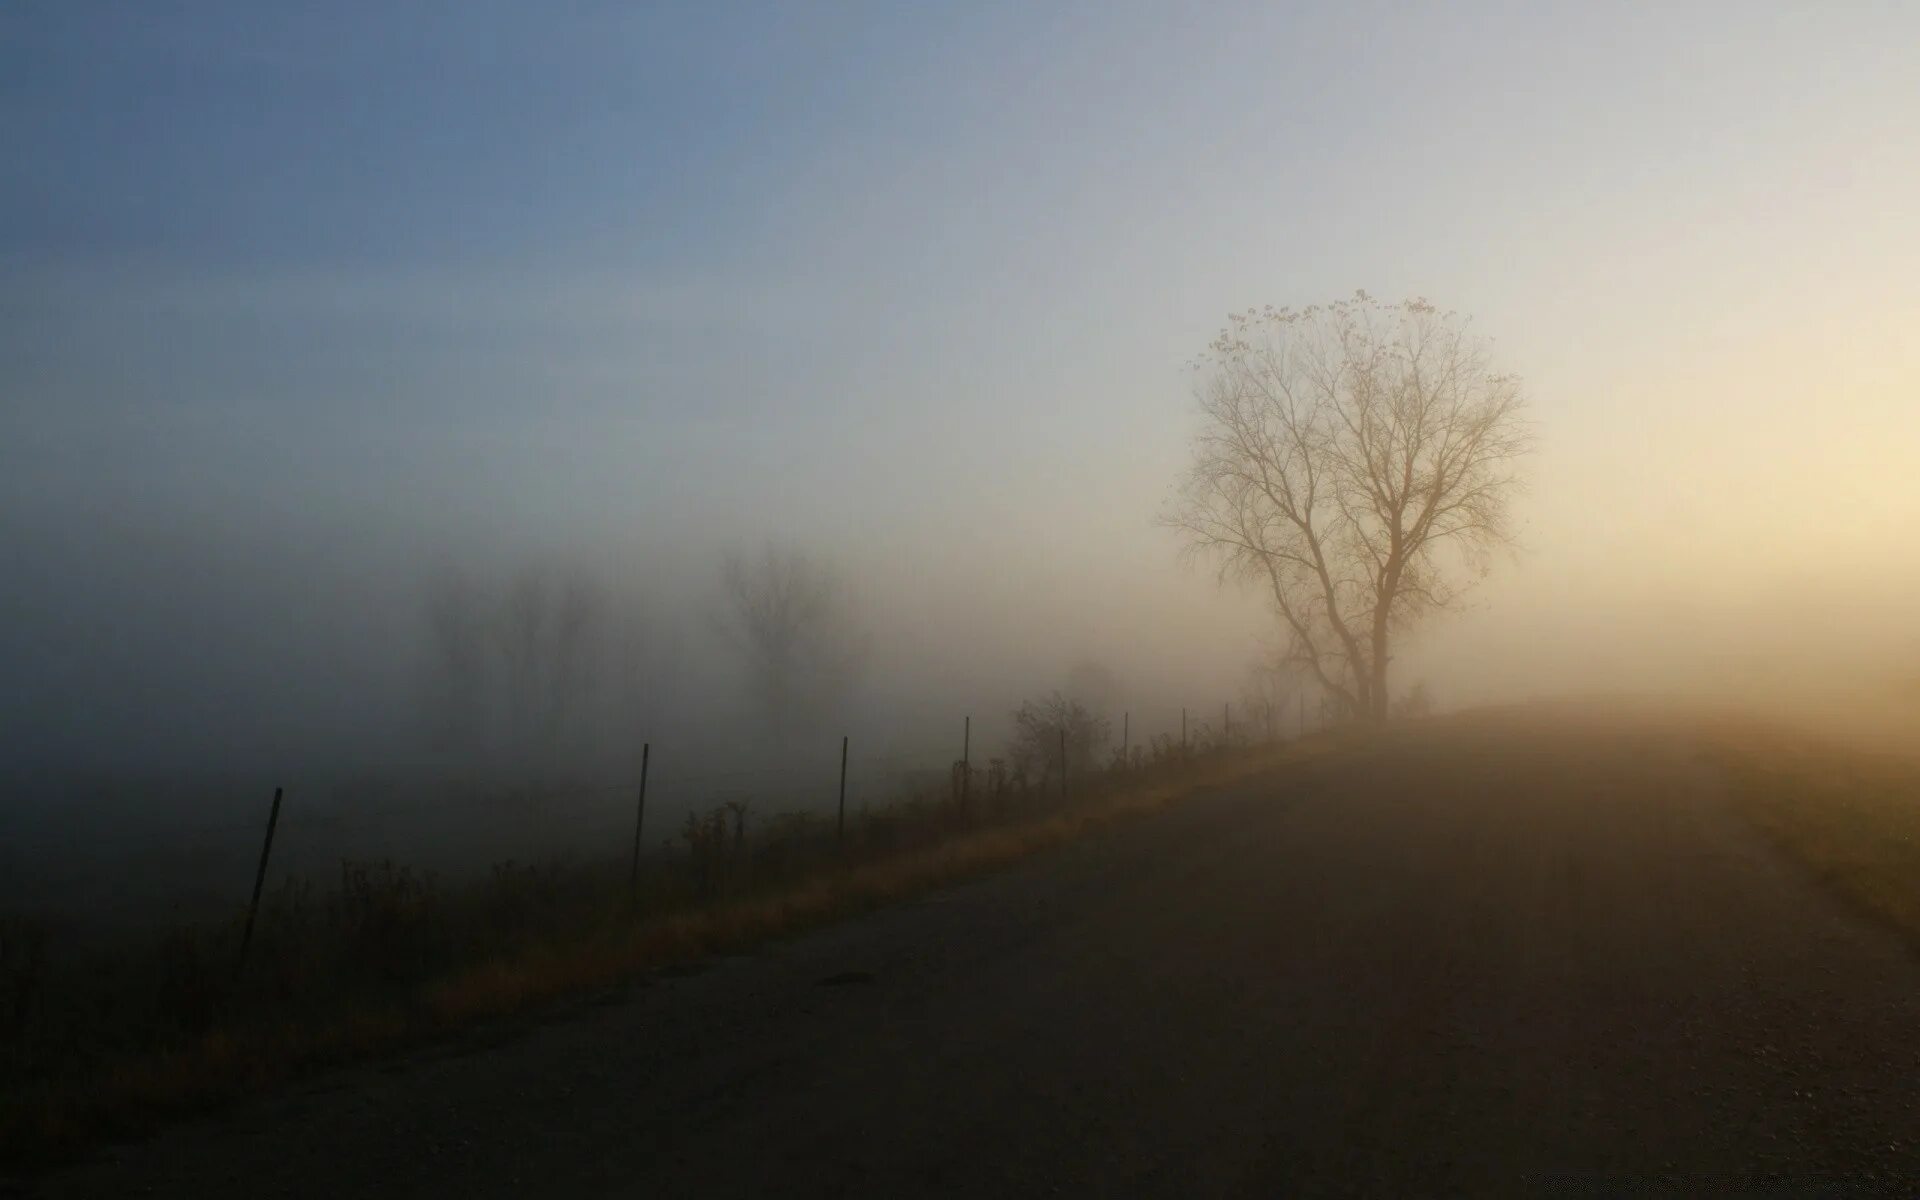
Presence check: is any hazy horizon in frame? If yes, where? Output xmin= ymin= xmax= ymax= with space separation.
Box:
xmin=6 ymin=2 xmax=1919 ymax=782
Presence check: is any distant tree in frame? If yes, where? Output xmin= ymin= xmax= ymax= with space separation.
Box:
xmin=716 ymin=544 xmax=865 ymax=735
xmin=423 ymin=568 xmax=490 ymax=749
xmin=420 ymin=563 xmax=617 ymax=763
xmin=1238 ymin=659 xmax=1292 ymax=741
xmin=1169 ymin=293 xmax=1530 ymax=724
xmin=1008 ymin=692 xmax=1111 ymax=781
xmin=1393 ymin=681 xmax=1435 ymax=720
xmin=498 ymin=567 xmax=604 ymax=750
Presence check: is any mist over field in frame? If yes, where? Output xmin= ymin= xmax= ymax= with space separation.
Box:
xmin=4 ymin=2 xmax=1919 ymax=923
xmin=19 ymin=7 xmax=1920 ymax=1190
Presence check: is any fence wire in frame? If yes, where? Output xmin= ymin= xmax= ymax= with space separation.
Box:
xmin=1 ymin=707 xmax=1293 ymax=934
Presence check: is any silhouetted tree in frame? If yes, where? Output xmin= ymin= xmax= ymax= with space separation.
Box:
xmin=496 ymin=567 xmax=604 ymax=751
xmin=420 ymin=563 xmax=631 ymax=763
xmin=423 ymin=568 xmax=490 ymax=749
xmin=716 ymin=545 xmax=865 ymax=736
xmin=1008 ymin=692 xmax=1111 ymax=781
xmin=1393 ymin=681 xmax=1435 ymax=720
xmin=1169 ymin=293 xmax=1530 ymax=724
xmin=1239 ymin=659 xmax=1291 ymax=742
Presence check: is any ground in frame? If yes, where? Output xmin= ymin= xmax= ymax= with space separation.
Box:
xmin=24 ymin=709 xmax=1920 ymax=1196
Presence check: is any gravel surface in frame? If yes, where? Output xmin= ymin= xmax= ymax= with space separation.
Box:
xmin=25 ymin=712 xmax=1920 ymax=1196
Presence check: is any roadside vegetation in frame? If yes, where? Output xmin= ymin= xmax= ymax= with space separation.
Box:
xmin=1707 ymin=718 xmax=1920 ymax=946
xmin=0 ymin=725 xmax=1317 ymax=1169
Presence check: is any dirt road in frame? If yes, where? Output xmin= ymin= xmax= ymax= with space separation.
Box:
xmin=31 ymin=712 xmax=1920 ymax=1195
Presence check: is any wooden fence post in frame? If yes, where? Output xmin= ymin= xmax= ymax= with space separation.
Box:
xmin=961 ymin=715 xmax=971 ymax=813
xmin=837 ymin=735 xmax=849 ymax=851
xmin=629 ymin=742 xmax=650 ymax=903
xmin=237 ymin=786 xmax=284 ymax=976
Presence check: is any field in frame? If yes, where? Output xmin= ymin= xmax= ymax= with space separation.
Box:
xmin=1 ymin=733 xmax=1294 ymax=1170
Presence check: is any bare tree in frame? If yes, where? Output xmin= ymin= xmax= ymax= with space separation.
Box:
xmin=716 ymin=544 xmax=865 ymax=735
xmin=1169 ymin=293 xmax=1530 ymax=724
xmin=1008 ymin=692 xmax=1111 ymax=781
xmin=423 ymin=568 xmax=489 ymax=748
xmin=1393 ymin=680 xmax=1435 ymax=720
xmin=494 ymin=566 xmax=605 ymax=753
xmin=1238 ymin=658 xmax=1292 ymax=742
xmin=419 ymin=562 xmax=622 ymax=763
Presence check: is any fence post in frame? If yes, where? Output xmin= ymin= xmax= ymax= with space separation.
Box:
xmin=961 ymin=715 xmax=971 ymax=814
xmin=837 ymin=735 xmax=849 ymax=851
xmin=629 ymin=742 xmax=650 ymax=904
xmin=237 ymin=785 xmax=284 ymax=976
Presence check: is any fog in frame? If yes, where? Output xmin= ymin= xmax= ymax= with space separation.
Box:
xmin=5 ymin=4 xmax=1919 ymax=917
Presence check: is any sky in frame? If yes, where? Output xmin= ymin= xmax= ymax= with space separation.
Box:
xmin=4 ymin=1 xmax=1919 ymax=773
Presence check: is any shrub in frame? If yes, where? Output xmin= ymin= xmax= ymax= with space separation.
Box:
xmin=1008 ymin=693 xmax=1111 ymax=781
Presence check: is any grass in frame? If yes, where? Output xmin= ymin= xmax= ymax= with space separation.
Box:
xmin=1705 ymin=717 xmax=1920 ymax=945
xmin=1 ymin=735 xmax=1319 ymax=1170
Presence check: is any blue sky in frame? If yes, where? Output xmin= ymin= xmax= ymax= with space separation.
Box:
xmin=4 ymin=2 xmax=1919 ymax=765
xmin=6 ymin=5 xmax=913 ymax=269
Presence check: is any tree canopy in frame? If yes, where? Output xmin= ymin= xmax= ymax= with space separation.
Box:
xmin=1170 ymin=293 xmax=1530 ymax=723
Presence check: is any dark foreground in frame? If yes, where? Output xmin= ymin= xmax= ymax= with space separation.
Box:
xmin=27 ymin=714 xmax=1920 ymax=1196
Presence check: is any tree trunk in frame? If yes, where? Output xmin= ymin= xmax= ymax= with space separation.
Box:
xmin=1369 ymin=556 xmax=1402 ymax=725
xmin=1368 ymin=624 xmax=1392 ymax=725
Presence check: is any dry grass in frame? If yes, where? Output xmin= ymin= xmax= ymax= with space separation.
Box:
xmin=1705 ymin=718 xmax=1920 ymax=943
xmin=426 ymin=742 xmax=1300 ymax=1020
xmin=1 ymin=738 xmax=1318 ymax=1170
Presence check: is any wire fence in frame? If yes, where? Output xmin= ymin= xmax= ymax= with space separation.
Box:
xmin=0 ymin=693 xmax=1337 ymax=1156
xmin=1 ymin=699 xmax=1314 ymax=942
